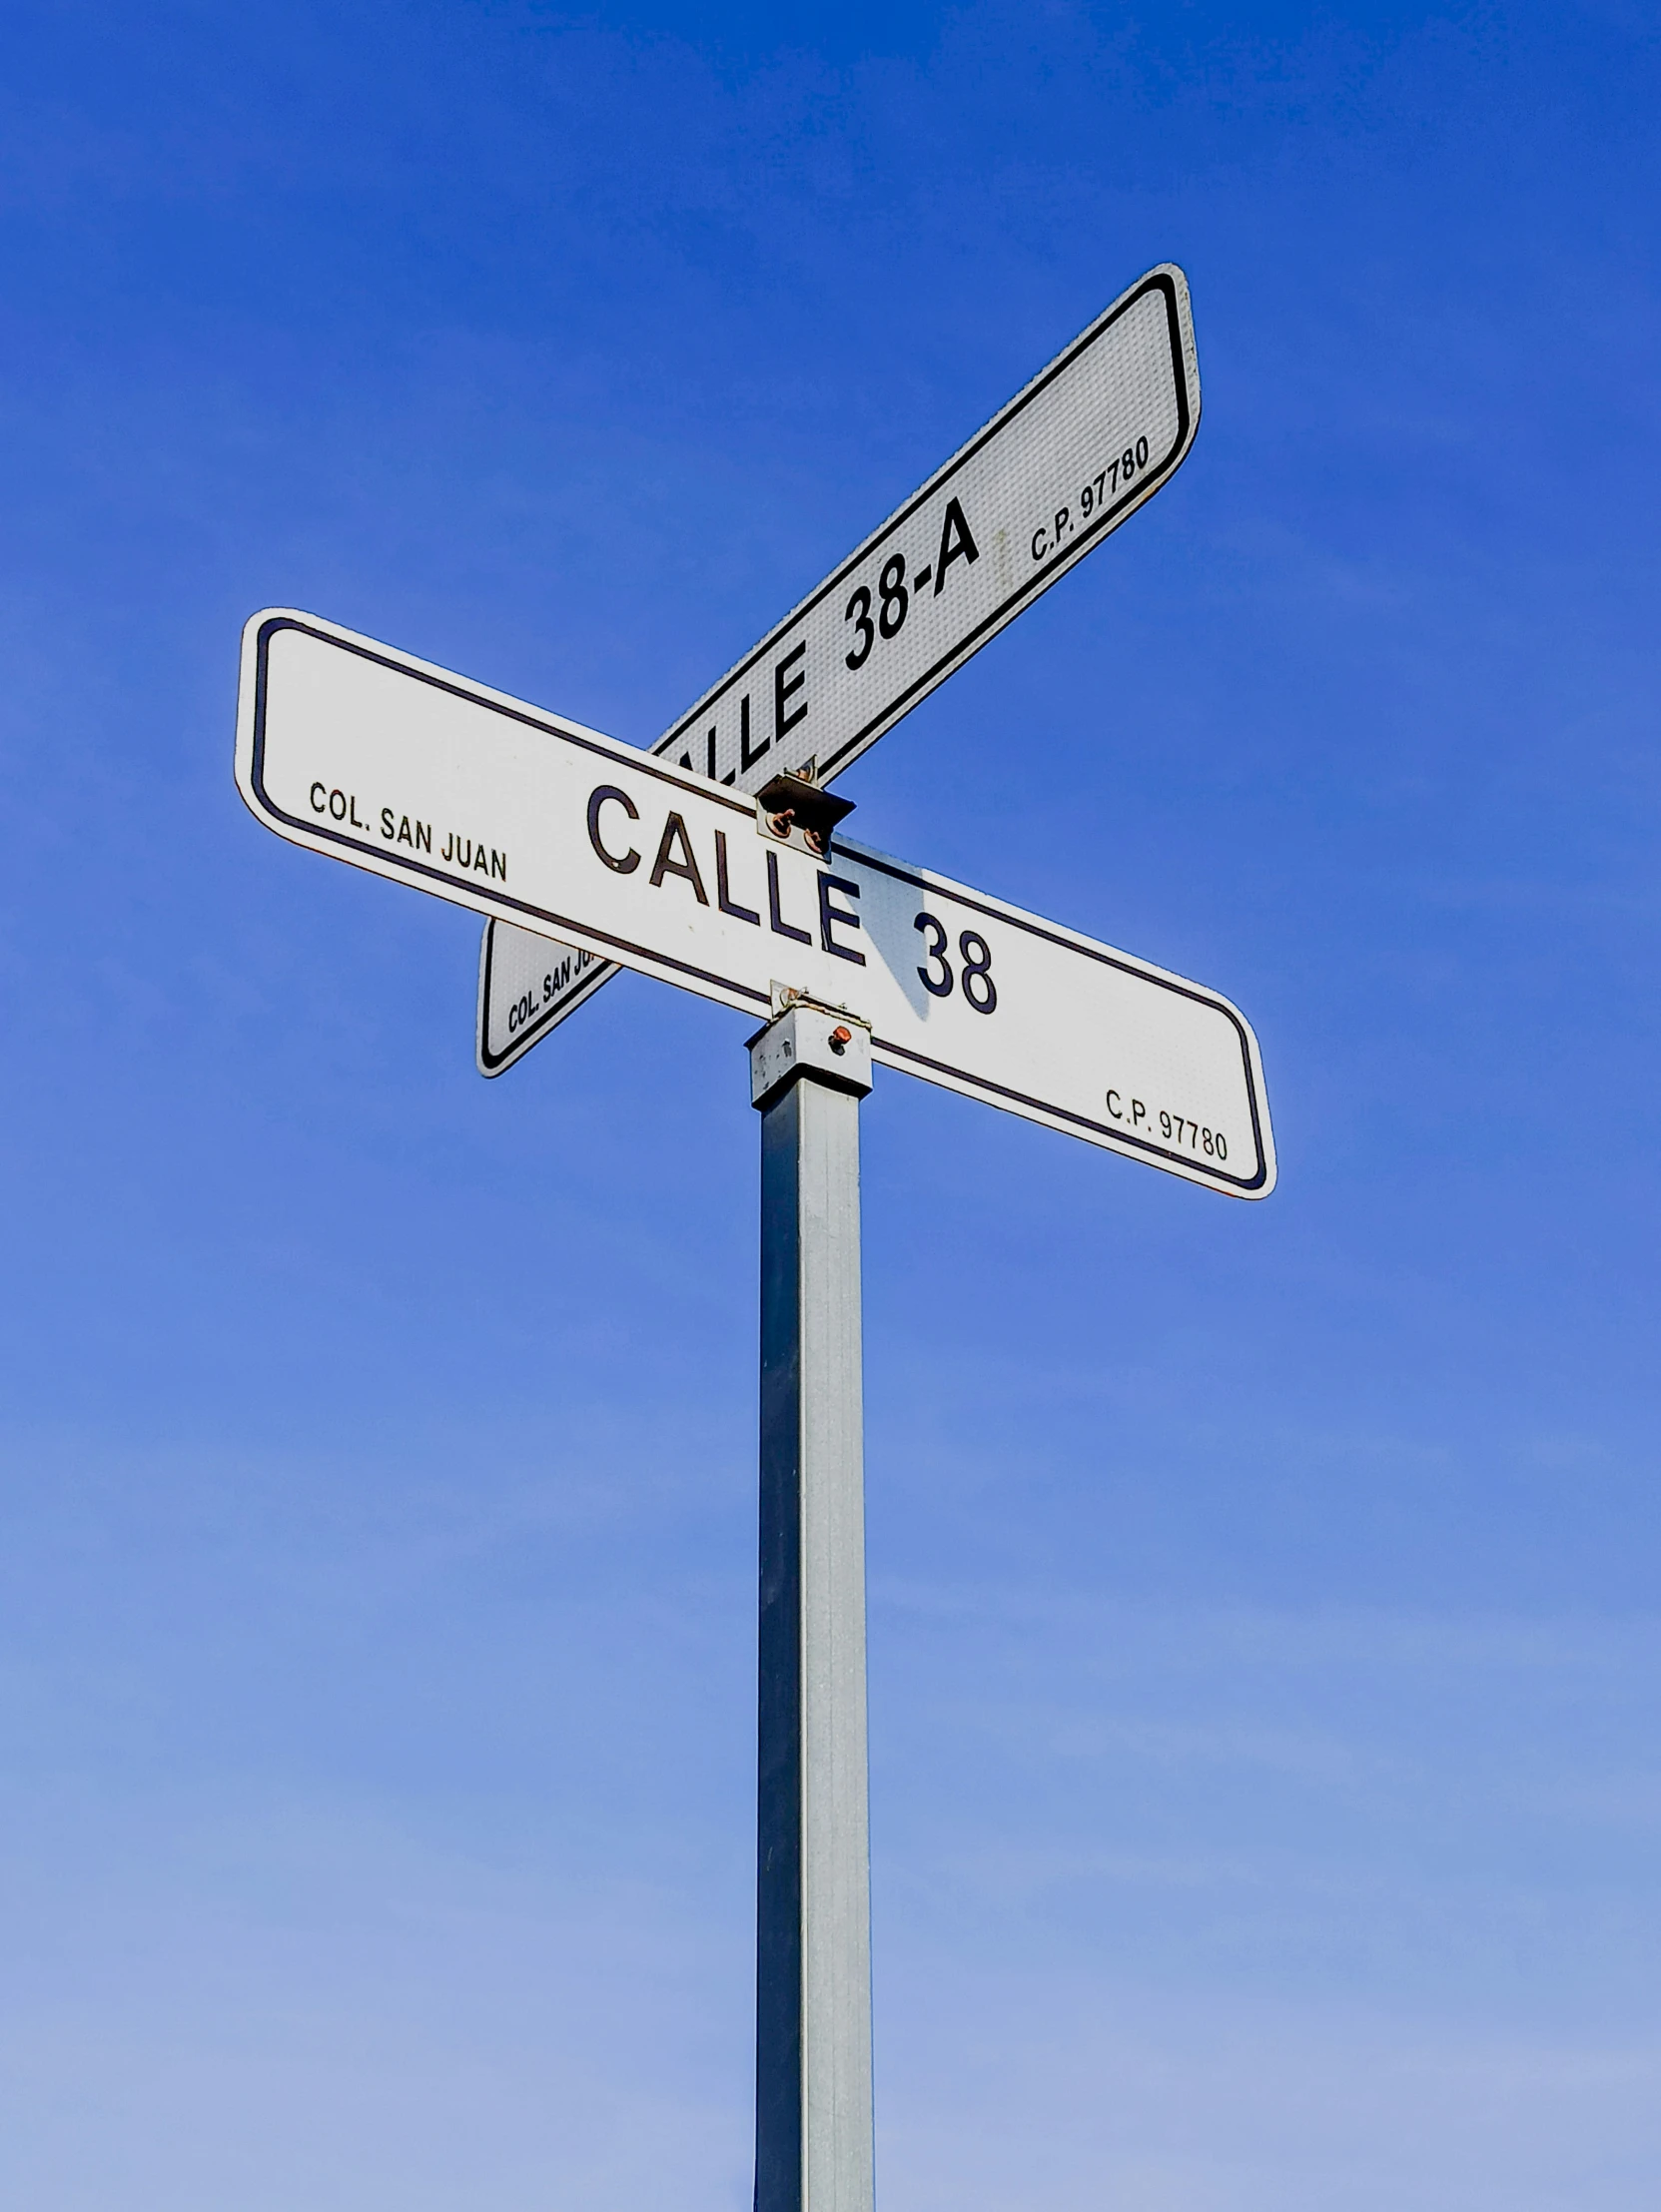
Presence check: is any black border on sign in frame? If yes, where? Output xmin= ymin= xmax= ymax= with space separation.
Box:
xmin=653 ymin=270 xmax=1196 ymax=780
xmin=845 ymin=845 xmax=1267 ymax=1191
xmin=249 ymin=616 xmax=773 ymax=1010
xmin=248 ymin=617 xmax=1265 ymax=1193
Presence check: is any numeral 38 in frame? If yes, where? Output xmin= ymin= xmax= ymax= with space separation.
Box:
xmin=844 ymin=554 xmax=911 ymax=669
xmin=915 ymin=913 xmax=997 ymax=1013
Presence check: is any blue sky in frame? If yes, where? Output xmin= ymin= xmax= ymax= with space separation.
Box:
xmin=1 ymin=2 xmax=1659 ymax=2205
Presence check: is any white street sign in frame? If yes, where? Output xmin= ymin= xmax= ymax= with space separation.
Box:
xmin=481 ymin=261 xmax=1201 ymax=1074
xmin=240 ymin=609 xmax=1272 ymax=1196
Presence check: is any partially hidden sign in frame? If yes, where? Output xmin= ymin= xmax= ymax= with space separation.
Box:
xmin=481 ymin=261 xmax=1202 ymax=1073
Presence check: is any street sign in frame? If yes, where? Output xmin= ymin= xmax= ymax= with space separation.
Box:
xmin=239 ymin=609 xmax=1272 ymax=1195
xmin=480 ymin=260 xmax=1202 ymax=1074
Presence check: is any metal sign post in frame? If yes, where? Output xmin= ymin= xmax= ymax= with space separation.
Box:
xmin=750 ymin=1004 xmax=876 ymax=2212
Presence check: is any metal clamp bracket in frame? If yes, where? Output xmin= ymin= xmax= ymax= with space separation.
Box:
xmin=748 ymin=1001 xmax=873 ymax=1110
xmin=754 ymin=771 xmax=857 ymax=860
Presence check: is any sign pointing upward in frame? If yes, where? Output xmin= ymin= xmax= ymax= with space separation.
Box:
xmin=481 ymin=262 xmax=1201 ymax=1074
xmin=662 ymin=265 xmax=1197 ymax=789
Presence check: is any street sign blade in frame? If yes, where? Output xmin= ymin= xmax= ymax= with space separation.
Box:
xmin=241 ymin=608 xmax=1271 ymax=1195
xmin=477 ymin=922 xmax=615 ymax=1075
xmin=476 ymin=916 xmax=605 ymax=1073
xmin=479 ymin=261 xmax=1201 ymax=1076
xmin=658 ymin=263 xmax=1199 ymax=788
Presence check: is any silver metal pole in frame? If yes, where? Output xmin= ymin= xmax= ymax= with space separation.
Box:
xmin=749 ymin=1003 xmax=875 ymax=2212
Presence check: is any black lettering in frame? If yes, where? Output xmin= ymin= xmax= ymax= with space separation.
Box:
xmin=350 ymin=796 xmax=366 ymax=828
xmin=310 ymin=782 xmax=328 ymax=814
xmin=648 ymin=813 xmax=708 ymax=903
xmin=933 ymin=496 xmax=979 ymax=594
xmin=329 ymin=789 xmax=347 ymax=821
xmin=490 ymin=850 xmax=506 ymax=881
xmin=1053 ymin=505 xmax=1069 ymax=542
xmin=878 ymin=554 xmax=909 ymax=637
xmin=587 ymin=786 xmax=640 ymax=873
xmin=704 ymin=726 xmax=738 ymax=785
xmin=766 ymin=849 xmax=811 ymax=944
xmin=715 ymin=831 xmax=760 ymax=925
xmin=958 ymin=931 xmax=996 ymax=1014
xmin=740 ymin=692 xmax=768 ymax=772
xmin=381 ymin=807 xmax=396 ymax=839
xmin=1131 ymin=1099 xmax=1147 ymax=1125
xmin=1031 ymin=526 xmax=1047 ymax=561
xmin=415 ymin=821 xmax=430 ymax=852
xmin=817 ymin=874 xmax=865 ymax=965
xmin=914 ymin=912 xmax=952 ymax=996
xmin=844 ymin=585 xmax=875 ymax=669
xmin=774 ymin=641 xmax=807 ymax=745
xmin=1106 ymin=1089 xmax=1123 ymax=1119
